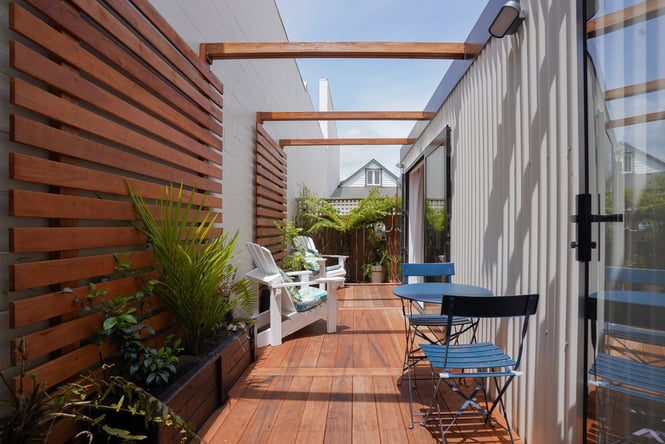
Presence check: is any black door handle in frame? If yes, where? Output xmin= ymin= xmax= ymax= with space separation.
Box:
xmin=571 ymin=194 xmax=623 ymax=262
xmin=590 ymin=213 xmax=623 ymax=223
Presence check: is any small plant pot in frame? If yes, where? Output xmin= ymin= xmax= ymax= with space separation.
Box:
xmin=370 ymin=265 xmax=385 ymax=283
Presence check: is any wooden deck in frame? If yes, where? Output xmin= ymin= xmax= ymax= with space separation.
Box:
xmin=200 ymin=284 xmax=522 ymax=443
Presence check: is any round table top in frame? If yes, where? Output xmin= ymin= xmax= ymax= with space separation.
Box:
xmin=392 ymin=282 xmax=492 ymax=304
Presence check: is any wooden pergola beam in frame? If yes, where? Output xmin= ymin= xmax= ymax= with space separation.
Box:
xmin=258 ymin=111 xmax=434 ymax=123
xmin=200 ymin=42 xmax=479 ymax=62
xmin=604 ymin=78 xmax=665 ymax=101
xmin=587 ymin=0 xmax=665 ymax=38
xmin=280 ymin=138 xmax=416 ymax=147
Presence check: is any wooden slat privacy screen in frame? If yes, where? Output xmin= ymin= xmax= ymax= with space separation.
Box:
xmin=255 ymin=122 xmax=287 ymax=259
xmin=7 ymin=0 xmax=223 ymax=394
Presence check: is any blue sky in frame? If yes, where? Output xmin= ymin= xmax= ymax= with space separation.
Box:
xmin=274 ymin=0 xmax=489 ymax=178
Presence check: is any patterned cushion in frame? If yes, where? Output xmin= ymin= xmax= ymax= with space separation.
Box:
xmin=291 ymin=286 xmax=327 ymax=312
xmin=303 ymin=249 xmax=322 ymax=273
xmin=278 ymin=269 xmax=327 ymax=312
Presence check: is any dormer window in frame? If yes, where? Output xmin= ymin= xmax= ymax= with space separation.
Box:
xmin=366 ymin=169 xmax=381 ymax=186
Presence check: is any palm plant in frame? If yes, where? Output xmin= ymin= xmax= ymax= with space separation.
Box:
xmin=129 ymin=184 xmax=255 ymax=356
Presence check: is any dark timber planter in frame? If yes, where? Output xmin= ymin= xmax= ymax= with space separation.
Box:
xmin=156 ymin=328 xmax=254 ymax=443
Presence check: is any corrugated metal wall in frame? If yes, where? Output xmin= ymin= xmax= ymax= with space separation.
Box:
xmin=402 ymin=1 xmax=584 ymax=442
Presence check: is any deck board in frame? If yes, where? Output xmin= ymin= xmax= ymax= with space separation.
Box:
xmin=200 ymin=284 xmax=522 ymax=443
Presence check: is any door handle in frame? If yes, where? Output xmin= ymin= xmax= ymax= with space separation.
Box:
xmin=571 ymin=194 xmax=623 ymax=262
xmin=590 ymin=213 xmax=623 ymax=223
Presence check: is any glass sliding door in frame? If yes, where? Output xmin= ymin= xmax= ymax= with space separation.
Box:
xmin=584 ymin=1 xmax=665 ymax=442
xmin=424 ymin=128 xmax=451 ymax=264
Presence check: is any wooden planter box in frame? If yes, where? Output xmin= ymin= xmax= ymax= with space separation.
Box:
xmin=156 ymin=328 xmax=254 ymax=443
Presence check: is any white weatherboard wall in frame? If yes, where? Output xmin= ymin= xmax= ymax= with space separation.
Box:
xmin=151 ymin=0 xmax=338 ymax=251
xmin=402 ymin=1 xmax=583 ymax=443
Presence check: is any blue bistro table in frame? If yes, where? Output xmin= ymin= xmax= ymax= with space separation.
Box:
xmin=392 ymin=282 xmax=492 ymax=303
xmin=392 ymin=282 xmax=492 ymax=428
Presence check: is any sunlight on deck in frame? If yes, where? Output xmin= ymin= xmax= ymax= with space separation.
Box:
xmin=200 ymin=284 xmax=521 ymax=443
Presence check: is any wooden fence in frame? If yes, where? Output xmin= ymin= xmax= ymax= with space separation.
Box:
xmin=308 ymin=213 xmax=402 ymax=283
xmin=7 ymin=0 xmax=223 ymax=405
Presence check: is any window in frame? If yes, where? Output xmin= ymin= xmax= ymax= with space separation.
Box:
xmin=623 ymin=151 xmax=633 ymax=173
xmin=366 ymin=169 xmax=381 ymax=186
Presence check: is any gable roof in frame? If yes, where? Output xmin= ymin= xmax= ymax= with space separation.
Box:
xmin=330 ymin=159 xmax=400 ymax=198
xmin=338 ymin=159 xmax=399 ymax=187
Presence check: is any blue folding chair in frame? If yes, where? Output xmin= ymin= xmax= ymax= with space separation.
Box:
xmin=419 ymin=294 xmax=539 ymax=443
xmin=398 ymin=263 xmax=477 ymax=428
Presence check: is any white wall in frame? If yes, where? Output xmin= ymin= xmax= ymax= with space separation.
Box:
xmin=402 ymin=1 xmax=583 ymax=442
xmin=151 ymin=0 xmax=338 ymax=256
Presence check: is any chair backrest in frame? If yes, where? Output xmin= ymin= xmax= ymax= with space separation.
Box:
xmin=401 ymin=262 xmax=455 ymax=283
xmin=441 ymin=294 xmax=539 ymax=368
xmin=246 ymin=242 xmax=280 ymax=275
xmin=292 ymin=236 xmax=317 ymax=254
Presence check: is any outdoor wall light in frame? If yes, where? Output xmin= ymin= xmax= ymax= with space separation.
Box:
xmin=489 ymin=1 xmax=526 ymax=38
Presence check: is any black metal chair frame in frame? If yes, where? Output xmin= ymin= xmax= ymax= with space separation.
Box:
xmin=419 ymin=293 xmax=539 ymax=443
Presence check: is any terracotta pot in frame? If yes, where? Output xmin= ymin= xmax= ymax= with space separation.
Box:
xmin=370 ymin=265 xmax=385 ymax=283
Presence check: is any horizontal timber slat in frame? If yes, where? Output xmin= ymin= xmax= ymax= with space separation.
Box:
xmin=12 ymin=343 xmax=114 ymax=394
xmin=12 ymin=313 xmax=104 ymax=364
xmin=257 ymin=168 xmax=287 ymax=191
xmin=11 ymin=41 xmax=220 ymax=152
xmin=11 ymin=118 xmax=222 ymax=194
xmin=127 ymin=0 xmax=224 ymax=93
xmin=19 ymin=0 xmax=224 ymax=123
xmin=256 ymin=165 xmax=285 ymax=191
xmin=10 ymin=189 xmax=136 ymax=220
xmin=256 ymin=194 xmax=287 ymax=213
xmin=74 ymin=0 xmax=223 ymax=108
xmin=10 ymin=227 xmax=146 ymax=253
xmin=11 ymin=250 xmax=153 ymax=291
xmin=256 ymin=206 xmax=286 ymax=220
xmin=10 ymin=274 xmax=157 ymax=329
xmin=7 ymin=0 xmax=227 ymax=408
xmin=10 ymin=153 xmax=219 ymax=208
xmin=11 ymin=78 xmax=221 ymax=174
xmin=257 ymin=133 xmax=286 ymax=166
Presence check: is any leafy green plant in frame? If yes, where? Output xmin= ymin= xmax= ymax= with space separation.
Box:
xmin=129 ymin=183 xmax=256 ymax=356
xmin=275 ymin=220 xmax=305 ymax=271
xmin=0 ymin=341 xmax=194 ymax=443
xmin=94 ymin=292 xmax=183 ymax=389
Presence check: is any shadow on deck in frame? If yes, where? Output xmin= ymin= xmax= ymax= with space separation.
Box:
xmin=200 ymin=284 xmax=522 ymax=443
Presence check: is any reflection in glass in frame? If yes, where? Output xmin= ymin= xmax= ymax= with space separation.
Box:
xmin=425 ymin=145 xmax=448 ymax=263
xmin=585 ymin=2 xmax=665 ymax=442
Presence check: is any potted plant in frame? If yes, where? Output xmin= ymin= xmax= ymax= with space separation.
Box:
xmin=0 ymin=339 xmax=193 ymax=444
xmin=128 ymin=183 xmax=256 ymax=440
xmin=362 ymin=222 xmax=391 ymax=283
xmin=297 ymin=188 xmax=399 ymax=281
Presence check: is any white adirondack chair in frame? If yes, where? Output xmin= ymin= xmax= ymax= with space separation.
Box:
xmin=292 ymin=235 xmax=347 ymax=286
xmin=245 ymin=242 xmax=342 ymax=347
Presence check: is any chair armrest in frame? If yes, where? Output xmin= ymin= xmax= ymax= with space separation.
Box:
xmin=321 ymin=254 xmax=348 ymax=260
xmin=286 ymin=270 xmax=313 ymax=279
xmin=316 ymin=277 xmax=345 ymax=284
xmin=245 ymin=268 xmax=281 ymax=286
xmin=321 ymin=254 xmax=347 ymax=267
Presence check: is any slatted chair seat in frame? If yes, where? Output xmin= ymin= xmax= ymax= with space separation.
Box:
xmin=419 ymin=294 xmax=539 ymax=443
xmin=397 ymin=262 xmax=481 ymax=429
xmin=590 ymin=353 xmax=665 ymax=404
xmin=246 ymin=242 xmax=342 ymax=347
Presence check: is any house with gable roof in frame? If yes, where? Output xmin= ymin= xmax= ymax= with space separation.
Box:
xmin=328 ymin=159 xmax=399 ymax=214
